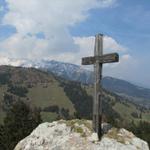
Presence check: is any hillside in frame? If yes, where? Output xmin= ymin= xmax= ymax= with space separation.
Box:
xmin=0 ymin=66 xmax=75 ymax=124
xmin=0 ymin=65 xmax=149 ymax=125
xmin=1 ymin=58 xmax=150 ymax=108
xmin=29 ymin=59 xmax=150 ymax=109
xmin=102 ymin=77 xmax=150 ymax=108
xmin=39 ymin=60 xmax=150 ymax=108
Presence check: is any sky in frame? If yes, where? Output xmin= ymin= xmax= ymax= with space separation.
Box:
xmin=0 ymin=0 xmax=150 ymax=88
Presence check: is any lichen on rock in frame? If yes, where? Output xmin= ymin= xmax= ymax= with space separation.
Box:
xmin=15 ymin=120 xmax=149 ymax=150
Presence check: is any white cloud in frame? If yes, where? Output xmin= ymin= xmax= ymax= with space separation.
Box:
xmin=0 ymin=55 xmax=26 ymax=66
xmin=0 ymin=0 xmax=131 ymax=68
xmin=73 ymin=35 xmax=126 ymax=55
xmin=0 ymin=33 xmax=50 ymax=58
xmin=104 ymin=36 xmax=127 ymax=52
xmin=73 ymin=36 xmax=95 ymax=56
xmin=2 ymin=0 xmax=132 ymax=76
xmin=73 ymin=35 xmax=138 ymax=81
xmin=0 ymin=33 xmax=132 ymax=68
xmin=0 ymin=0 xmax=116 ymax=60
xmin=72 ymin=35 xmax=127 ymax=64
xmin=4 ymin=0 xmax=116 ymax=33
xmin=0 ymin=0 xmax=149 ymax=88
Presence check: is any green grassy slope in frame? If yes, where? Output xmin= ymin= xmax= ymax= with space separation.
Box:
xmin=85 ymin=86 xmax=150 ymax=124
xmin=0 ymin=66 xmax=75 ymax=123
xmin=28 ymin=82 xmax=75 ymax=114
xmin=0 ymin=65 xmax=149 ymax=125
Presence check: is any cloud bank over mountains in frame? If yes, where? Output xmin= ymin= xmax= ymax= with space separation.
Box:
xmin=0 ymin=0 xmax=141 ymax=86
xmin=0 ymin=0 xmax=128 ymax=63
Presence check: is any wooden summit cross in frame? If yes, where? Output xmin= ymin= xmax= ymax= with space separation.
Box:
xmin=81 ymin=34 xmax=119 ymax=139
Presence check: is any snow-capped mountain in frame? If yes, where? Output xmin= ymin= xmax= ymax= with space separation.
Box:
xmin=0 ymin=57 xmax=94 ymax=84
xmin=41 ymin=60 xmax=93 ymax=84
xmin=0 ymin=56 xmax=150 ymax=108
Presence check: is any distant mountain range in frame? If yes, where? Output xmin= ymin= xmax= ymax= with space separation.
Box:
xmin=0 ymin=58 xmax=150 ymax=108
xmin=41 ymin=60 xmax=150 ymax=108
xmin=0 ymin=58 xmax=93 ymax=84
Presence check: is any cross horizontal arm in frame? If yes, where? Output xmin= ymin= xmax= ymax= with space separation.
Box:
xmin=82 ymin=53 xmax=119 ymax=65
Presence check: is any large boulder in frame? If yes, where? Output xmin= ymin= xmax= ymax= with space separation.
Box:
xmin=15 ymin=120 xmax=149 ymax=150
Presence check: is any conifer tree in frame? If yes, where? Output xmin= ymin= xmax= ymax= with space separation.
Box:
xmin=0 ymin=101 xmax=42 ymax=150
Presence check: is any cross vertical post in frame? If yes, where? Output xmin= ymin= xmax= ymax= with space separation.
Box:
xmin=81 ymin=33 xmax=119 ymax=140
xmin=93 ymin=34 xmax=103 ymax=139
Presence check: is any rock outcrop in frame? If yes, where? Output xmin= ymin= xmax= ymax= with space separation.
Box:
xmin=15 ymin=120 xmax=149 ymax=150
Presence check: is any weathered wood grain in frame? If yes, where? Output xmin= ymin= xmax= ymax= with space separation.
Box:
xmin=93 ymin=34 xmax=103 ymax=139
xmin=82 ymin=53 xmax=119 ymax=65
xmin=81 ymin=33 xmax=119 ymax=140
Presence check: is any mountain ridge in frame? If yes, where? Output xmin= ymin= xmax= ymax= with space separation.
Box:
xmin=0 ymin=58 xmax=150 ymax=108
xmin=0 ymin=57 xmax=146 ymax=87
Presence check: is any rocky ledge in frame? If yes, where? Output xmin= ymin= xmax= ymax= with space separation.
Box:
xmin=15 ymin=120 xmax=149 ymax=150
